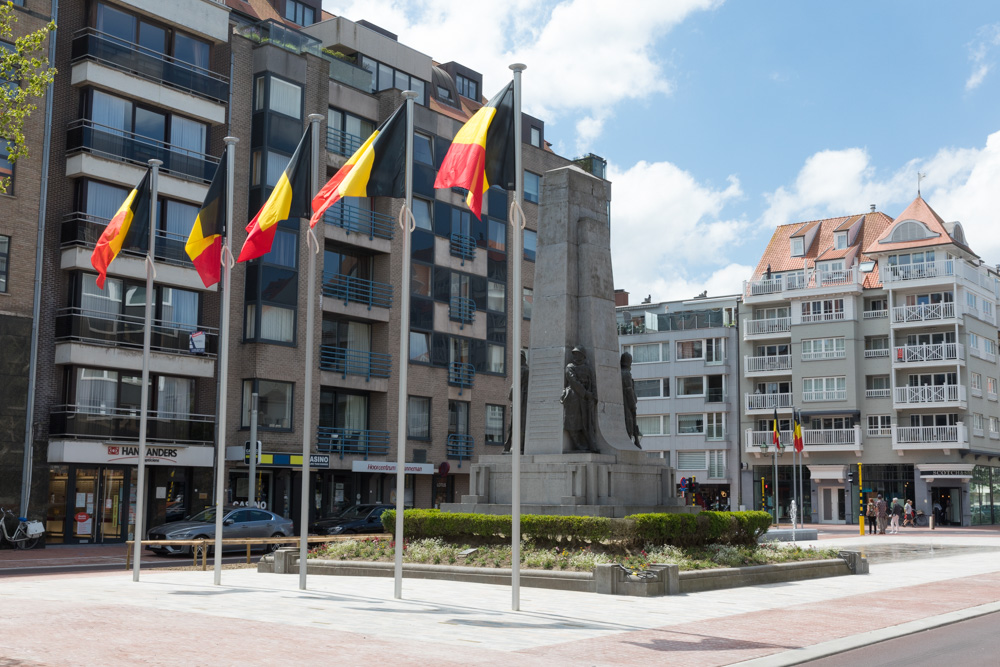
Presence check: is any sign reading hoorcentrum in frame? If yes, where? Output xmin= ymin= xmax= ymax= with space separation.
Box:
xmin=351 ymin=461 xmax=435 ymax=475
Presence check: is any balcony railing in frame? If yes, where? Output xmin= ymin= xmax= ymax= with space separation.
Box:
xmin=446 ymin=433 xmax=474 ymax=466
xmin=322 ymin=272 xmax=393 ymax=310
xmin=450 ymin=232 xmax=476 ymax=265
xmin=744 ymin=317 xmax=790 ymax=336
xmin=746 ymin=429 xmax=792 ymax=450
xmin=893 ymin=425 xmax=962 ymax=445
xmin=866 ymin=388 xmax=891 ymax=398
xmin=66 ymin=119 xmax=219 ymax=182
xmin=746 ymin=427 xmax=860 ymax=450
xmin=864 ymin=348 xmax=890 ymax=358
xmin=319 ymin=345 xmax=391 ymax=380
xmin=743 ymin=267 xmax=860 ymax=298
xmin=891 ymin=302 xmax=956 ymax=324
xmin=449 ymin=296 xmax=476 ymax=328
xmin=893 ymin=343 xmax=963 ymax=364
xmin=803 ymin=428 xmax=858 ymax=446
xmin=448 ymin=362 xmax=475 ymax=394
xmin=801 ymin=311 xmax=845 ymax=323
xmin=329 ymin=55 xmax=373 ymax=92
xmin=49 ymin=405 xmax=214 ymax=444
xmin=315 ymin=426 xmax=390 ymax=459
xmin=744 ymin=354 xmax=792 ymax=374
xmin=61 ymin=212 xmax=195 ymax=269
xmin=801 ymin=348 xmax=846 ymax=361
xmin=803 ymin=389 xmax=847 ymax=402
xmin=55 ymin=308 xmax=218 ymax=356
xmin=327 ymin=127 xmax=365 ymax=157
xmin=324 ymin=202 xmax=394 ymax=240
xmin=969 ymin=347 xmax=998 ymax=363
xmin=894 ymin=384 xmax=965 ymax=405
xmin=745 ymin=392 xmax=794 ymax=411
xmin=868 ymin=426 xmax=892 ymax=437
xmin=71 ymin=28 xmax=229 ymax=102
xmin=882 ymin=259 xmax=954 ymax=284
xmin=863 ymin=309 xmax=888 ymax=319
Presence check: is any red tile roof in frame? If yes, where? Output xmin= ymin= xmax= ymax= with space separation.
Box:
xmin=864 ymin=196 xmax=977 ymax=258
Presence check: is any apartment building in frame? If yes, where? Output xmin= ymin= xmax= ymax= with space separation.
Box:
xmin=616 ymin=293 xmax=740 ymax=509
xmin=6 ymin=0 xmax=603 ymax=544
xmin=739 ymin=197 xmax=1000 ymax=526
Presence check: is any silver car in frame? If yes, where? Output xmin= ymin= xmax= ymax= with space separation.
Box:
xmin=146 ymin=506 xmax=294 ymax=555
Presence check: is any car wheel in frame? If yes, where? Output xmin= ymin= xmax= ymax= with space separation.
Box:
xmin=265 ymin=533 xmax=285 ymax=553
xmin=189 ymin=535 xmax=210 ymax=557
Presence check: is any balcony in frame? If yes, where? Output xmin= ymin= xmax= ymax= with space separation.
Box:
xmin=324 ymin=202 xmax=394 ymax=241
xmin=329 ymin=56 xmax=373 ymax=92
xmin=744 ymin=426 xmax=861 ymax=454
xmin=745 ymin=392 xmax=794 ymax=413
xmin=864 ymin=348 xmax=890 ymax=358
xmin=891 ymin=424 xmax=967 ymax=451
xmin=891 ymin=302 xmax=957 ymax=325
xmin=49 ymin=405 xmax=214 ymax=445
xmin=803 ymin=389 xmax=846 ymax=402
xmin=743 ymin=317 xmax=790 ymax=339
xmin=448 ymin=362 xmax=475 ymax=394
xmin=743 ymin=266 xmax=861 ymax=302
xmin=449 ymin=232 xmax=476 ymax=265
xmin=322 ymin=272 xmax=393 ymax=310
xmin=315 ymin=426 xmax=390 ymax=459
xmin=893 ymin=384 xmax=966 ymax=407
xmin=863 ymin=309 xmax=889 ymax=320
xmin=55 ymin=308 xmax=218 ymax=356
xmin=71 ymin=28 xmax=229 ymax=103
xmin=449 ymin=296 xmax=476 ymax=328
xmin=66 ymin=119 xmax=219 ymax=183
xmin=319 ymin=345 xmax=391 ymax=381
xmin=801 ymin=310 xmax=846 ymax=324
xmin=61 ymin=213 xmax=195 ymax=269
xmin=801 ymin=348 xmax=846 ymax=361
xmin=882 ymin=259 xmax=954 ymax=285
xmin=866 ymin=388 xmax=891 ymax=398
xmin=744 ymin=354 xmax=792 ymax=375
xmin=327 ymin=127 xmax=365 ymax=157
xmin=446 ymin=433 xmax=474 ymax=466
xmin=892 ymin=343 xmax=964 ymax=366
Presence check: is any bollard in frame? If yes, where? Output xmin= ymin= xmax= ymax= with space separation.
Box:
xmin=929 ymin=515 xmax=935 ymax=530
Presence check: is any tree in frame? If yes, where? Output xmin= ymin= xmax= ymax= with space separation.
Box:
xmin=0 ymin=2 xmax=56 ymax=194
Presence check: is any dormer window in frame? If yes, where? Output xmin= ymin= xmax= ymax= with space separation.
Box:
xmin=835 ymin=232 xmax=847 ymax=250
xmin=790 ymin=237 xmax=804 ymax=257
xmin=884 ymin=220 xmax=939 ymax=244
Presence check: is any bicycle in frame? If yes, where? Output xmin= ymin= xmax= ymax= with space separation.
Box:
xmin=0 ymin=507 xmax=44 ymax=550
xmin=912 ymin=510 xmax=928 ymax=527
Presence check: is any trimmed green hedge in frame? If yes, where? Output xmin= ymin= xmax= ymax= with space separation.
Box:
xmin=380 ymin=509 xmax=771 ymax=548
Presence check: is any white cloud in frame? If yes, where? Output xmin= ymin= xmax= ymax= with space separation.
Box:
xmin=608 ymin=160 xmax=750 ymax=301
xmin=966 ymin=64 xmax=990 ymax=91
xmin=966 ymin=23 xmax=1000 ymax=91
xmin=322 ymin=0 xmax=721 ymax=146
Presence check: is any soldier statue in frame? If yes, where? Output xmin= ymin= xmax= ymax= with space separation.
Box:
xmin=620 ymin=352 xmax=642 ymax=448
xmin=561 ymin=346 xmax=599 ymax=452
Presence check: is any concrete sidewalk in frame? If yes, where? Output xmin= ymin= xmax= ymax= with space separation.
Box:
xmin=2 ymin=533 xmax=1000 ymax=666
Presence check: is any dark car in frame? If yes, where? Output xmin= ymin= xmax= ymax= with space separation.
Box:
xmin=146 ymin=506 xmax=294 ymax=555
xmin=309 ymin=504 xmax=393 ymax=535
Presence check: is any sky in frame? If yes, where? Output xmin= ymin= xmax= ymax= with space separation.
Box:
xmin=322 ymin=0 xmax=1000 ymax=304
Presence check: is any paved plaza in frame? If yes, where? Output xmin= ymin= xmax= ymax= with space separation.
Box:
xmin=3 ymin=528 xmax=1000 ymax=665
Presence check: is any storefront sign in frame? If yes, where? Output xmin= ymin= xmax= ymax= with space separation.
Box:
xmin=48 ymin=441 xmax=214 ymax=467
xmin=919 ymin=470 xmax=972 ymax=479
xmin=351 ymin=461 xmax=435 ymax=475
xmin=241 ymin=450 xmax=330 ymax=468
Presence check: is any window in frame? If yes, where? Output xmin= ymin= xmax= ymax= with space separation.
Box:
xmin=802 ymin=376 xmax=846 ymax=401
xmin=635 ymin=379 xmax=668 ymax=399
xmin=706 ymin=413 xmax=725 ymax=440
xmin=969 ymin=332 xmax=980 ymax=352
xmin=455 ymin=74 xmax=478 ymax=100
xmin=241 ymin=379 xmax=293 ymax=430
xmin=677 ymin=376 xmax=705 ymax=397
xmin=991 ymin=417 xmax=1000 ymax=436
xmin=973 ymin=413 xmax=985 ymax=435
xmin=676 ymin=451 xmax=706 ymax=470
xmin=358 ymin=56 xmax=428 ymax=106
xmin=790 ymin=237 xmax=804 ymax=256
xmin=867 ymin=415 xmax=891 ymax=436
xmin=632 ymin=343 xmax=661 ymax=364
xmin=485 ymin=404 xmax=505 ymax=444
xmin=888 ymin=220 xmax=936 ymax=243
xmin=0 ymin=141 xmax=11 ymax=192
xmin=95 ymin=3 xmax=210 ymax=68
xmin=676 ymin=340 xmax=704 ymax=360
xmin=269 ymin=77 xmax=302 ymax=119
xmin=0 ymin=235 xmax=8 ymax=293
xmin=835 ymin=232 xmax=847 ymax=249
xmin=488 ymin=219 xmax=506 ymax=252
xmin=523 ymin=229 xmax=537 ymax=261
xmin=487 ymin=344 xmax=504 ymax=373
xmin=413 ymin=132 xmax=433 ymax=165
xmin=245 ymin=229 xmax=297 ymax=344
xmin=407 ymin=396 xmax=430 ymax=439
xmin=801 ymin=299 xmax=844 ymax=322
xmin=524 ymin=172 xmax=541 ymax=204
xmin=986 ymin=339 xmax=998 ymax=356
xmin=967 ymin=292 xmax=978 ymax=310
xmin=677 ymin=413 xmax=704 ymax=434
xmin=284 ymin=0 xmax=315 ymax=26
xmin=409 ymin=332 xmax=430 ymax=362
xmin=522 ymin=287 xmax=532 ymax=320
xmin=708 ymin=451 xmax=726 ymax=478
xmin=411 ymin=197 xmax=433 ymax=231
xmin=487 ymin=280 xmax=505 ymax=312
xmin=801 ymin=337 xmax=846 ymax=360
xmin=87 ymin=90 xmax=208 ymax=157
xmin=636 ymin=415 xmax=664 ymax=436
xmin=448 ymin=400 xmax=469 ymax=436
xmin=530 ymin=126 xmax=541 ymax=148
xmin=988 ymin=377 xmax=998 ymax=399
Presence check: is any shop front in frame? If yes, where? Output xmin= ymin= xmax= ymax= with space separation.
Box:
xmin=916 ymin=464 xmax=973 ymax=526
xmin=46 ymin=441 xmax=214 ymax=544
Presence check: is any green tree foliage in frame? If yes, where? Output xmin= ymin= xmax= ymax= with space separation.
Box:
xmin=0 ymin=2 xmax=56 ymax=194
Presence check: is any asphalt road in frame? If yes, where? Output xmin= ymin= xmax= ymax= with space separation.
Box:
xmin=803 ymin=611 xmax=1000 ymax=666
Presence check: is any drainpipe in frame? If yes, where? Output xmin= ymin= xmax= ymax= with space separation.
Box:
xmin=20 ymin=0 xmax=59 ymax=514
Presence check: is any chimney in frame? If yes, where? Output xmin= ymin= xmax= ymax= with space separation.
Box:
xmin=870 ymin=204 xmax=876 ymax=212
xmin=614 ymin=289 xmax=629 ymax=307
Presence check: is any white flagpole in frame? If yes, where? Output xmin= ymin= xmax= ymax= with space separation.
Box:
xmin=394 ymin=90 xmax=418 ymax=599
xmin=300 ymin=114 xmax=324 ymax=590
xmin=510 ymin=63 xmax=526 ymax=612
xmin=213 ymin=137 xmax=238 ymax=585
xmin=132 ymin=158 xmax=161 ymax=582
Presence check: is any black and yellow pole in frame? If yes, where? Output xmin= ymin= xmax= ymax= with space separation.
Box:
xmin=760 ymin=475 xmax=765 ymax=514
xmin=858 ymin=462 xmax=864 ymax=536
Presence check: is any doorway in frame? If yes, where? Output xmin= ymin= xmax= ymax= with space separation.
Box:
xmin=62 ymin=465 xmax=134 ymax=544
xmin=819 ymin=486 xmax=845 ymax=523
xmin=932 ymin=487 xmax=961 ymax=525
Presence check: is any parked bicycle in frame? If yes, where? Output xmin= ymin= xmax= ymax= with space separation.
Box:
xmin=0 ymin=507 xmax=44 ymax=549
xmin=913 ymin=510 xmax=928 ymax=527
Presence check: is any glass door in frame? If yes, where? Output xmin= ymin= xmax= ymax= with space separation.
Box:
xmin=72 ymin=467 xmax=100 ymax=542
xmin=99 ymin=468 xmax=126 ymax=542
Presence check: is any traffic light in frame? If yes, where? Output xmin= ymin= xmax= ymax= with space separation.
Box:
xmin=847 ymin=469 xmax=854 ymax=484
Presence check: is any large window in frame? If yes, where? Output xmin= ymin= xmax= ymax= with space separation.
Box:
xmin=0 ymin=235 xmax=8 ymax=293
xmin=635 ymin=378 xmax=669 ymax=399
xmin=677 ymin=414 xmax=705 ymax=435
xmin=448 ymin=400 xmax=469 ymax=436
xmin=631 ymin=343 xmax=661 ymax=364
xmin=71 ymin=367 xmax=195 ymax=417
xmin=95 ymin=2 xmax=210 ymax=68
xmin=358 ymin=55 xmax=427 ymax=105
xmin=328 ymin=107 xmax=374 ymax=154
xmin=88 ymin=89 xmax=208 ymax=155
xmin=241 ymin=379 xmax=293 ymax=430
xmin=284 ymin=0 xmax=315 ymax=26
xmin=413 ymin=132 xmax=433 ymax=165
xmin=802 ymin=376 xmax=846 ymax=402
xmin=407 ymin=396 xmax=430 ymax=439
xmin=524 ymin=171 xmax=541 ymax=204
xmin=801 ymin=299 xmax=844 ymax=322
xmin=636 ymin=415 xmax=667 ymax=436
xmin=319 ymin=388 xmax=368 ymax=433
xmin=677 ymin=376 xmax=705 ymax=397
xmin=801 ymin=337 xmax=846 ymax=361
xmin=523 ymin=229 xmax=537 ymax=262
xmin=455 ymin=74 xmax=478 ymax=100
xmin=245 ymin=229 xmax=298 ymax=344
xmin=485 ymin=404 xmax=505 ymax=444
xmin=676 ymin=340 xmax=704 ymax=360
xmin=868 ymin=415 xmax=891 ymax=436
xmin=268 ymin=77 xmax=302 ymax=119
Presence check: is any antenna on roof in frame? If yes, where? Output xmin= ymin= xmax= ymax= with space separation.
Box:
xmin=917 ymin=171 xmax=927 ymax=197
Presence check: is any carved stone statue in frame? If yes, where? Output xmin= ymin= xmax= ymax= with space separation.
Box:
xmin=620 ymin=352 xmax=641 ymax=448
xmin=503 ymin=351 xmax=530 ymax=454
xmin=561 ymin=346 xmax=598 ymax=452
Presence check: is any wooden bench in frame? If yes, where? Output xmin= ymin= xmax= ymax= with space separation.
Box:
xmin=126 ymin=534 xmax=379 ymax=570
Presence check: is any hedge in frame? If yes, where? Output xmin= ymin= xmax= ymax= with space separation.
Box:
xmin=380 ymin=509 xmax=771 ymax=548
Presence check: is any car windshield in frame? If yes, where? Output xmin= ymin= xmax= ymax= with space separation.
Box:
xmin=185 ymin=508 xmax=220 ymax=523
xmin=337 ymin=505 xmax=376 ymax=520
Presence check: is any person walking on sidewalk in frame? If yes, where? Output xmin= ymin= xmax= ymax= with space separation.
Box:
xmin=890 ymin=498 xmax=902 ymax=534
xmin=903 ymin=499 xmax=914 ymax=527
xmin=866 ymin=498 xmax=877 ymax=535
xmin=876 ymin=493 xmax=888 ymax=534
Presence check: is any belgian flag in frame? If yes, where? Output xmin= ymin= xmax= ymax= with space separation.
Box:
xmin=793 ymin=409 xmax=804 ymax=453
xmin=90 ymin=169 xmax=151 ymax=289
xmin=238 ymin=126 xmax=312 ymax=262
xmin=433 ymin=81 xmax=515 ymax=219
xmin=310 ymin=103 xmax=407 ymax=228
xmin=184 ymin=158 xmax=227 ymax=287
xmin=772 ymin=407 xmax=782 ymax=452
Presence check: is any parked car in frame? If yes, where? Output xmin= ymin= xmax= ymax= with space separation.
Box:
xmin=146 ymin=507 xmax=294 ymax=555
xmin=309 ymin=504 xmax=393 ymax=535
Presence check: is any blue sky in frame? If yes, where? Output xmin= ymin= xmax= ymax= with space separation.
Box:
xmin=323 ymin=0 xmax=1000 ymax=302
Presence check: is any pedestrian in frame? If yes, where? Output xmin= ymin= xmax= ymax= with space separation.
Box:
xmin=903 ymin=499 xmax=914 ymax=527
xmin=890 ymin=498 xmax=902 ymax=534
xmin=876 ymin=493 xmax=888 ymax=535
xmin=866 ymin=498 xmax=877 ymax=535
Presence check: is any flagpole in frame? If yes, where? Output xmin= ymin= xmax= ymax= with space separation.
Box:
xmin=509 ymin=63 xmax=526 ymax=613
xmin=394 ymin=90 xmax=418 ymax=600
xmin=213 ymin=137 xmax=238 ymax=585
xmin=297 ymin=114 xmax=324 ymax=591
xmin=773 ymin=441 xmax=778 ymax=526
xmin=132 ymin=158 xmax=161 ymax=582
xmin=798 ymin=410 xmax=805 ymax=528
xmin=791 ymin=407 xmax=796 ymax=531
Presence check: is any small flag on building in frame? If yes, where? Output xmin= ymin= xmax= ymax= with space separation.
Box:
xmin=90 ymin=169 xmax=152 ymax=289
